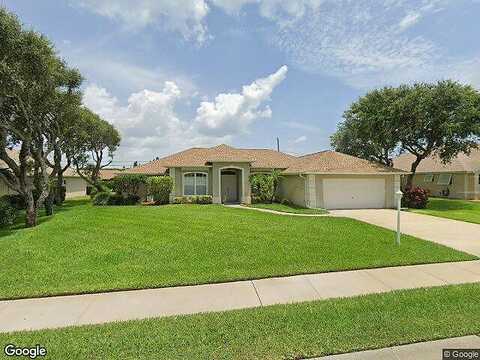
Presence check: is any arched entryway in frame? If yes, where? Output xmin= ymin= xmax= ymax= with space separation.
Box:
xmin=220 ymin=168 xmax=243 ymax=204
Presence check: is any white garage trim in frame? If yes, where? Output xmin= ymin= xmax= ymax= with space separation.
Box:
xmin=323 ymin=178 xmax=386 ymax=209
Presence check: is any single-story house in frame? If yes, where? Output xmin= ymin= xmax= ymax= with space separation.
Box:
xmin=128 ymin=144 xmax=405 ymax=210
xmin=0 ymin=149 xmax=123 ymax=198
xmin=394 ymin=150 xmax=480 ymax=200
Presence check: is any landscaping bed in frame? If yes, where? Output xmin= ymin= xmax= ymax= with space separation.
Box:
xmin=1 ymin=284 xmax=479 ymax=359
xmin=0 ymin=198 xmax=475 ymax=299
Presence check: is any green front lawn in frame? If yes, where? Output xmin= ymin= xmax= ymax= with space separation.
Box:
xmin=0 ymin=199 xmax=474 ymax=300
xmin=248 ymin=202 xmax=328 ymax=214
xmin=411 ymin=197 xmax=480 ymax=224
xmin=2 ymin=284 xmax=480 ymax=359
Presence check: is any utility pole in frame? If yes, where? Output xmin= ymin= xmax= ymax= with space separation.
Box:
xmin=276 ymin=137 xmax=280 ymax=152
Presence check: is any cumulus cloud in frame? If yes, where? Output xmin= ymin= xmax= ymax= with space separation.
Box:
xmin=83 ymin=66 xmax=288 ymax=160
xmin=193 ymin=65 xmax=288 ymax=136
xmin=75 ymin=0 xmax=210 ymax=43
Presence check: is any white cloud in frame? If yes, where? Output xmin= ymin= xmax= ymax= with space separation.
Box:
xmin=212 ymin=0 xmax=323 ymax=22
xmin=75 ymin=0 xmax=210 ymax=43
xmin=193 ymin=65 xmax=288 ymax=136
xmin=83 ymin=66 xmax=288 ymax=160
xmin=398 ymin=12 xmax=421 ymax=30
xmin=291 ymin=135 xmax=307 ymax=144
xmin=266 ymin=0 xmax=480 ymax=88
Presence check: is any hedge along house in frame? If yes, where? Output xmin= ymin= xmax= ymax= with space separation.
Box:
xmin=394 ymin=149 xmax=480 ymax=200
xmin=128 ymin=144 xmax=406 ymax=210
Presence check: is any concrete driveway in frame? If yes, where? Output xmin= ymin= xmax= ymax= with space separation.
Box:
xmin=331 ymin=209 xmax=480 ymax=256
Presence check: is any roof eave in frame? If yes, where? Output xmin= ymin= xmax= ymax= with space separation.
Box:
xmin=282 ymin=171 xmax=409 ymax=175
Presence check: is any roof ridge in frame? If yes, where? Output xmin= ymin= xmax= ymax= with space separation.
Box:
xmin=299 ymin=150 xmax=331 ymax=158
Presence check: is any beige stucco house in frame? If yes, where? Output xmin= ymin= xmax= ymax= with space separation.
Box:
xmin=128 ymin=144 xmax=405 ymax=210
xmin=394 ymin=150 xmax=480 ymax=200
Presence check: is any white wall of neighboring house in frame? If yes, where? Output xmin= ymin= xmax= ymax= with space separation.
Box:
xmin=0 ymin=177 xmax=88 ymax=198
xmin=64 ymin=177 xmax=88 ymax=198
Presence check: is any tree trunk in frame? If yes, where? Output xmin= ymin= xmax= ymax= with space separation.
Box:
xmin=45 ymin=192 xmax=54 ymax=216
xmin=25 ymin=196 xmax=37 ymax=227
xmin=406 ymin=156 xmax=422 ymax=189
xmin=55 ymin=172 xmax=64 ymax=205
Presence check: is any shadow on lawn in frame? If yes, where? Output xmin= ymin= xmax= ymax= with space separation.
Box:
xmin=0 ymin=198 xmax=90 ymax=239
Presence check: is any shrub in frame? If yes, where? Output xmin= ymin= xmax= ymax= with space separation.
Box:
xmin=173 ymin=195 xmax=212 ymax=204
xmin=281 ymin=198 xmax=292 ymax=206
xmin=250 ymin=173 xmax=276 ymax=203
xmin=112 ymin=174 xmax=147 ymax=197
xmin=146 ymin=176 xmax=174 ymax=205
xmin=0 ymin=199 xmax=18 ymax=227
xmin=402 ymin=187 xmax=429 ymax=209
xmin=106 ymin=193 xmax=125 ymax=205
xmin=1 ymin=194 xmax=26 ymax=210
xmin=93 ymin=191 xmax=111 ymax=206
xmin=123 ymin=194 xmax=141 ymax=205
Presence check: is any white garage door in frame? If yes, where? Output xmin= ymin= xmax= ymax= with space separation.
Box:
xmin=323 ymin=178 xmax=385 ymax=209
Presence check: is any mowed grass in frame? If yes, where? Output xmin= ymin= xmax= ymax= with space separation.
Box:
xmin=248 ymin=202 xmax=328 ymax=214
xmin=411 ymin=197 xmax=480 ymax=224
xmin=1 ymin=284 xmax=480 ymax=359
xmin=0 ymin=199 xmax=475 ymax=299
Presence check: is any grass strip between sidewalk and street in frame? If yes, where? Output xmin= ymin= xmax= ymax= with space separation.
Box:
xmin=1 ymin=283 xmax=480 ymax=359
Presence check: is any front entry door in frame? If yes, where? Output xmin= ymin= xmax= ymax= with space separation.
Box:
xmin=221 ymin=173 xmax=238 ymax=203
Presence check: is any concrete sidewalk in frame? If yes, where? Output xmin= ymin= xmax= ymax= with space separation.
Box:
xmin=331 ymin=209 xmax=480 ymax=256
xmin=314 ymin=335 xmax=480 ymax=360
xmin=1 ymin=260 xmax=479 ymax=333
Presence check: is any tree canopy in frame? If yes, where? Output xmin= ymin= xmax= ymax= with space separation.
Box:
xmin=331 ymin=81 xmax=480 ymax=187
xmin=0 ymin=8 xmax=120 ymax=226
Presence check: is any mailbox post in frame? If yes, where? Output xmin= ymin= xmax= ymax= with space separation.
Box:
xmin=395 ymin=190 xmax=403 ymax=245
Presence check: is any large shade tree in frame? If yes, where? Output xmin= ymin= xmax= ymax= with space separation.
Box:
xmin=0 ymin=8 xmax=80 ymax=226
xmin=44 ymin=70 xmax=83 ymax=214
xmin=72 ymin=108 xmax=121 ymax=192
xmin=331 ymin=81 xmax=480 ymax=188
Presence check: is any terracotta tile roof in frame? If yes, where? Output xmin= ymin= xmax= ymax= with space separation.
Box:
xmin=282 ymin=151 xmax=406 ymax=174
xmin=130 ymin=144 xmax=297 ymax=172
xmin=393 ymin=149 xmax=480 ymax=173
xmin=123 ymin=162 xmax=168 ymax=175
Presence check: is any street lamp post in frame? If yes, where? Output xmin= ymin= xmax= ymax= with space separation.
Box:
xmin=395 ymin=190 xmax=403 ymax=245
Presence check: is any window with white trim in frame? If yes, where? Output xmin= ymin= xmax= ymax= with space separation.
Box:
xmin=423 ymin=174 xmax=434 ymax=183
xmin=437 ymin=174 xmax=452 ymax=185
xmin=183 ymin=173 xmax=208 ymax=195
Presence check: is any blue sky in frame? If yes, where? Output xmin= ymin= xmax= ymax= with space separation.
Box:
xmin=5 ymin=0 xmax=480 ymax=165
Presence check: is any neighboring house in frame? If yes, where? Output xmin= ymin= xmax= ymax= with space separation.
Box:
xmin=128 ymin=144 xmax=405 ymax=210
xmin=0 ymin=149 xmax=122 ymax=198
xmin=394 ymin=150 xmax=480 ymax=200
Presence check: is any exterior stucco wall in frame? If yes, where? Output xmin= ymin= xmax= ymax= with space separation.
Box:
xmin=64 ymin=177 xmax=88 ymax=198
xmin=1 ymin=177 xmax=89 ymax=199
xmin=409 ymin=172 xmax=477 ymax=200
xmin=276 ymin=175 xmax=306 ymax=207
